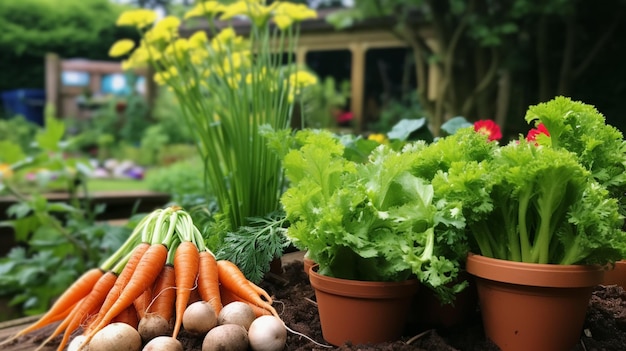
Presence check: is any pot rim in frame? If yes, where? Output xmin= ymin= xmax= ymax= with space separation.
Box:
xmin=466 ymin=253 xmax=604 ymax=288
xmin=308 ymin=265 xmax=419 ymax=299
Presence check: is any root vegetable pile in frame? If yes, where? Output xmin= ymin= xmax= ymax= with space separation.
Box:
xmin=1 ymin=207 xmax=285 ymax=351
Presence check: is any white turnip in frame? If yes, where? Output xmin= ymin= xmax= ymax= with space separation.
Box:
xmin=67 ymin=335 xmax=88 ymax=351
xmin=202 ymin=324 xmax=249 ymax=351
xmin=89 ymin=322 xmax=142 ymax=351
xmin=138 ymin=314 xmax=172 ymax=341
xmin=183 ymin=301 xmax=218 ymax=335
xmin=248 ymin=316 xmax=287 ymax=351
xmin=142 ymin=336 xmax=183 ymax=351
xmin=218 ymin=301 xmax=256 ymax=330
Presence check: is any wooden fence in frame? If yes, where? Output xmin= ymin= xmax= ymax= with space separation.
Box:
xmin=44 ymin=53 xmax=156 ymax=119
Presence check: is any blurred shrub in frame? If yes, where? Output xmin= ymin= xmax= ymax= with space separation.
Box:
xmin=145 ymin=157 xmax=209 ymax=208
xmin=0 ymin=0 xmax=135 ymax=91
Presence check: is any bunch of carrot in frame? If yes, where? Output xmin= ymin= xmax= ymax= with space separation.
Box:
xmin=1 ymin=206 xmax=279 ymax=351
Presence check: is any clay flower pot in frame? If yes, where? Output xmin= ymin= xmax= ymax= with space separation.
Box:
xmin=308 ymin=265 xmax=419 ymax=346
xmin=303 ymin=257 xmax=315 ymax=276
xmin=602 ymin=260 xmax=626 ymax=289
xmin=466 ymin=253 xmax=604 ymax=351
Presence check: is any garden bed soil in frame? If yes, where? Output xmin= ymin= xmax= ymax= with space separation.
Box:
xmin=2 ymin=260 xmax=626 ymax=351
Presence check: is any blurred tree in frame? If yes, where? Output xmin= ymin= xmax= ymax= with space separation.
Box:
xmin=327 ymin=0 xmax=626 ymax=136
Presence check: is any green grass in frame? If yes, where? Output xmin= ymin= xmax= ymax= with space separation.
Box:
xmin=87 ymin=178 xmax=152 ymax=192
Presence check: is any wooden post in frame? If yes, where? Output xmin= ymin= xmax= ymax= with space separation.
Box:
xmin=44 ymin=53 xmax=62 ymax=116
xmin=349 ymin=42 xmax=366 ymax=133
xmin=296 ymin=47 xmax=308 ymax=67
xmin=144 ymin=65 xmax=158 ymax=113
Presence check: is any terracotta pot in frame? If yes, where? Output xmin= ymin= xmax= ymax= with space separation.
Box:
xmin=602 ymin=260 xmax=626 ymax=289
xmin=308 ymin=265 xmax=419 ymax=346
xmin=408 ymin=270 xmax=478 ymax=331
xmin=466 ymin=253 xmax=604 ymax=351
xmin=303 ymin=257 xmax=315 ymax=276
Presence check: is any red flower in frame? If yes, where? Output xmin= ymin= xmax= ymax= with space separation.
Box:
xmin=474 ymin=119 xmax=502 ymax=141
xmin=337 ymin=111 xmax=353 ymax=123
xmin=526 ymin=123 xmax=550 ymax=142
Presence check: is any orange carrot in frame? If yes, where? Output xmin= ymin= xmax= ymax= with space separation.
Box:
xmin=216 ymin=260 xmax=278 ymax=317
xmin=112 ymin=304 xmax=139 ymax=329
xmin=133 ymin=285 xmax=152 ymax=320
xmin=148 ymin=264 xmax=176 ymax=323
xmin=84 ymin=243 xmax=168 ymax=344
xmin=51 ymin=271 xmax=118 ymax=351
xmin=6 ymin=268 xmax=103 ymax=342
xmin=219 ymin=285 xmax=271 ymax=318
xmin=172 ymin=241 xmax=200 ymax=339
xmin=34 ymin=307 xmax=76 ymax=351
xmin=87 ymin=242 xmax=150 ymax=332
xmin=248 ymin=279 xmax=273 ymax=304
xmin=197 ymin=250 xmax=222 ymax=316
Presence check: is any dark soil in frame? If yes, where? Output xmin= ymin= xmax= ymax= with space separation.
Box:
xmin=259 ymin=261 xmax=626 ymax=351
xmin=5 ymin=261 xmax=626 ymax=351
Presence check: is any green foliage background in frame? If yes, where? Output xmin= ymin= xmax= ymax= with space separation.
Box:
xmin=0 ymin=0 xmax=137 ymax=92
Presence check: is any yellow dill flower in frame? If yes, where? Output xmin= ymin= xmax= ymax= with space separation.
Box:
xmin=108 ymin=39 xmax=135 ymax=58
xmin=368 ymin=133 xmax=389 ymax=145
xmin=154 ymin=66 xmax=179 ymax=86
xmin=189 ymin=31 xmax=208 ymax=49
xmin=210 ymin=27 xmax=244 ymax=52
xmin=226 ymin=73 xmax=243 ymax=89
xmin=287 ymin=70 xmax=318 ymax=102
xmin=184 ymin=1 xmax=224 ymax=19
xmin=141 ymin=43 xmax=162 ymax=62
xmin=121 ymin=44 xmax=151 ymax=70
xmin=220 ymin=1 xmax=279 ymax=27
xmin=158 ymin=16 xmax=181 ymax=31
xmin=273 ymin=3 xmax=317 ymax=30
xmin=245 ymin=67 xmax=267 ymax=84
xmin=288 ymin=70 xmax=318 ymax=89
xmin=222 ymin=51 xmax=250 ymax=73
xmin=116 ymin=9 xmax=157 ymax=29
xmin=165 ymin=38 xmax=190 ymax=60
xmin=145 ymin=16 xmax=181 ymax=44
xmin=190 ymin=48 xmax=209 ymax=65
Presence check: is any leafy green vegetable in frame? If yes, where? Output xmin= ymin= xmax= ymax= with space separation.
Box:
xmin=429 ymin=102 xmax=626 ymax=265
xmin=280 ymin=129 xmax=464 ymax=302
xmin=216 ymin=211 xmax=290 ymax=284
xmin=525 ymin=96 xmax=626 ymax=214
xmin=438 ymin=140 xmax=625 ymax=264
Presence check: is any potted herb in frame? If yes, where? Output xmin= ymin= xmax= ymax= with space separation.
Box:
xmin=429 ymin=97 xmax=626 ymax=351
xmin=277 ymin=129 xmax=467 ymax=345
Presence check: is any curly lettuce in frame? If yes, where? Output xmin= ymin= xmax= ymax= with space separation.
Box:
xmin=280 ymin=129 xmax=464 ymax=301
xmin=435 ymin=137 xmax=626 ymax=265
xmin=525 ymin=96 xmax=626 ymax=214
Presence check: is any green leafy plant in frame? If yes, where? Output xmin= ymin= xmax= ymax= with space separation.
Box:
xmin=145 ymin=157 xmax=209 ymax=208
xmin=0 ymin=113 xmax=131 ymax=315
xmin=0 ymin=116 xmax=38 ymax=153
xmin=426 ymin=97 xmax=626 ymax=265
xmin=525 ymin=96 xmax=626 ymax=216
xmin=150 ymin=87 xmax=195 ymax=145
xmin=277 ymin=129 xmax=466 ymax=302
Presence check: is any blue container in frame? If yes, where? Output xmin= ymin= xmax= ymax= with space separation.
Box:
xmin=0 ymin=89 xmax=46 ymax=126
